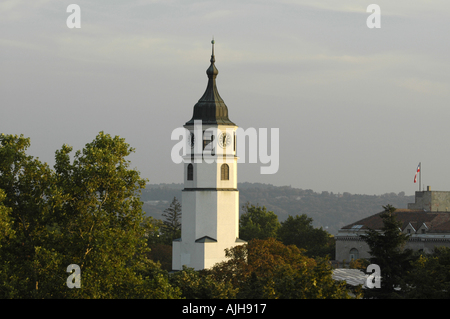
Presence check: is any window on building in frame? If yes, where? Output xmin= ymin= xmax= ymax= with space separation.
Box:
xmin=349 ymin=248 xmax=359 ymax=260
xmin=187 ymin=164 xmax=193 ymax=181
xmin=221 ymin=164 xmax=229 ymax=180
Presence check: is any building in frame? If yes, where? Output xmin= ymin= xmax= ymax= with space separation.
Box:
xmin=172 ymin=41 xmax=246 ymax=271
xmin=335 ymin=187 xmax=450 ymax=263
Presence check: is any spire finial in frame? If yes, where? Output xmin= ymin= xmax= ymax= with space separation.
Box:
xmin=210 ymin=37 xmax=215 ymax=63
xmin=206 ymin=38 xmax=218 ymax=78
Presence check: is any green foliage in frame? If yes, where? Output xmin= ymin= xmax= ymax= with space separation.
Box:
xmin=401 ymin=247 xmax=450 ymax=298
xmin=239 ymin=203 xmax=280 ymax=241
xmin=0 ymin=132 xmax=180 ymax=298
xmin=239 ymin=203 xmax=334 ymax=259
xmin=145 ymin=198 xmax=182 ymax=270
xmin=277 ymin=214 xmax=335 ymax=258
xmin=147 ymin=243 xmax=172 ymax=272
xmin=161 ymin=197 xmax=182 ymax=244
xmin=144 ymin=216 xmax=165 ymax=245
xmin=144 ymin=215 xmax=173 ymax=271
xmin=169 ymin=266 xmax=237 ymax=299
xmin=208 ymin=238 xmax=353 ymax=299
xmin=349 ymin=258 xmax=370 ymax=271
xmin=360 ymin=204 xmax=414 ymax=299
xmin=0 ymin=134 xmax=61 ymax=298
xmin=0 ymin=189 xmax=15 ymax=248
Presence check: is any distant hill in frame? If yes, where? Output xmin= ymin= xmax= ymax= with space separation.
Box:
xmin=140 ymin=183 xmax=415 ymax=235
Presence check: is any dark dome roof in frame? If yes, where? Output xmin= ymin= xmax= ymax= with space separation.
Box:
xmin=185 ymin=41 xmax=235 ymax=126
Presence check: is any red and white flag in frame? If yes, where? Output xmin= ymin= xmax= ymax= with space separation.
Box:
xmin=414 ymin=163 xmax=420 ymax=183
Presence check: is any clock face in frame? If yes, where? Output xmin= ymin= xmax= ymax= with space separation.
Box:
xmin=218 ymin=132 xmax=232 ymax=148
xmin=188 ymin=132 xmax=195 ymax=148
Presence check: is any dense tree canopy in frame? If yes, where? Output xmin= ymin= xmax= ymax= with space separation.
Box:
xmin=169 ymin=266 xmax=238 ymax=299
xmin=239 ymin=203 xmax=334 ymax=259
xmin=400 ymin=247 xmax=450 ymax=298
xmin=278 ymin=214 xmax=335 ymax=258
xmin=239 ymin=203 xmax=280 ymax=241
xmin=207 ymin=238 xmax=354 ymax=299
xmin=0 ymin=133 xmax=180 ymax=298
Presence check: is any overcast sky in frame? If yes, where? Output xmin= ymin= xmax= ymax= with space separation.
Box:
xmin=1 ymin=0 xmax=450 ymax=195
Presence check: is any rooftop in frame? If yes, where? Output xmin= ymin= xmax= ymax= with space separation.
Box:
xmin=185 ymin=40 xmax=235 ymax=127
xmin=341 ymin=209 xmax=450 ymax=233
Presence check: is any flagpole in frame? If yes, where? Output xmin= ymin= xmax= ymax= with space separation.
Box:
xmin=419 ymin=162 xmax=421 ymax=192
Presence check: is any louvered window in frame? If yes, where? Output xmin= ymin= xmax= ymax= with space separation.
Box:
xmin=221 ymin=164 xmax=229 ymax=180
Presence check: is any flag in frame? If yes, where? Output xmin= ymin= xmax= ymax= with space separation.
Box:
xmin=414 ymin=163 xmax=420 ymax=183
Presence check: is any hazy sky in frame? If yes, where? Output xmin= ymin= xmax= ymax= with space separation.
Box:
xmin=1 ymin=0 xmax=450 ymax=196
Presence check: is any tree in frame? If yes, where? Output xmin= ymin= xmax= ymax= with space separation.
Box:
xmin=0 ymin=189 xmax=14 ymax=249
xmin=0 ymin=133 xmax=62 ymax=298
xmin=148 ymin=243 xmax=173 ymax=272
xmin=401 ymin=247 xmax=450 ymax=298
xmin=144 ymin=216 xmax=165 ymax=246
xmin=239 ymin=203 xmax=280 ymax=241
xmin=360 ymin=204 xmax=413 ymax=299
xmin=277 ymin=214 xmax=335 ymax=258
xmin=161 ymin=197 xmax=182 ymax=244
xmin=169 ymin=266 xmax=237 ymax=299
xmin=0 ymin=132 xmax=180 ymax=298
xmin=143 ymin=216 xmax=173 ymax=271
xmin=207 ymin=238 xmax=354 ymax=299
xmin=0 ymin=189 xmax=17 ymax=298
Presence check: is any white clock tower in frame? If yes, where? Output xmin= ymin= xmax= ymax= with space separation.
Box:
xmin=172 ymin=41 xmax=246 ymax=271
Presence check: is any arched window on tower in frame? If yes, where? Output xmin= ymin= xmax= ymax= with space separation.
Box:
xmin=187 ymin=164 xmax=193 ymax=181
xmin=221 ymin=164 xmax=229 ymax=180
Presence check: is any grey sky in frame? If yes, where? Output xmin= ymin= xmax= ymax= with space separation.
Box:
xmin=1 ymin=0 xmax=450 ymax=195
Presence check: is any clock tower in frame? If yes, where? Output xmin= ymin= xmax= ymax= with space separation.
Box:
xmin=172 ymin=41 xmax=246 ymax=271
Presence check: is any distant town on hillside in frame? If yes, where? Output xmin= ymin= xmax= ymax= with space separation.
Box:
xmin=141 ymin=183 xmax=414 ymax=235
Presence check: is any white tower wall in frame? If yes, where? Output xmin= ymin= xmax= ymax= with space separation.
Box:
xmin=172 ymin=43 xmax=246 ymax=271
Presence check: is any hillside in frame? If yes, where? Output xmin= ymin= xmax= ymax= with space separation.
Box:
xmin=140 ymin=183 xmax=415 ymax=235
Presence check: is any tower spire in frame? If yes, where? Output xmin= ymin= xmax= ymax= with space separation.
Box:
xmin=185 ymin=39 xmax=235 ymax=126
